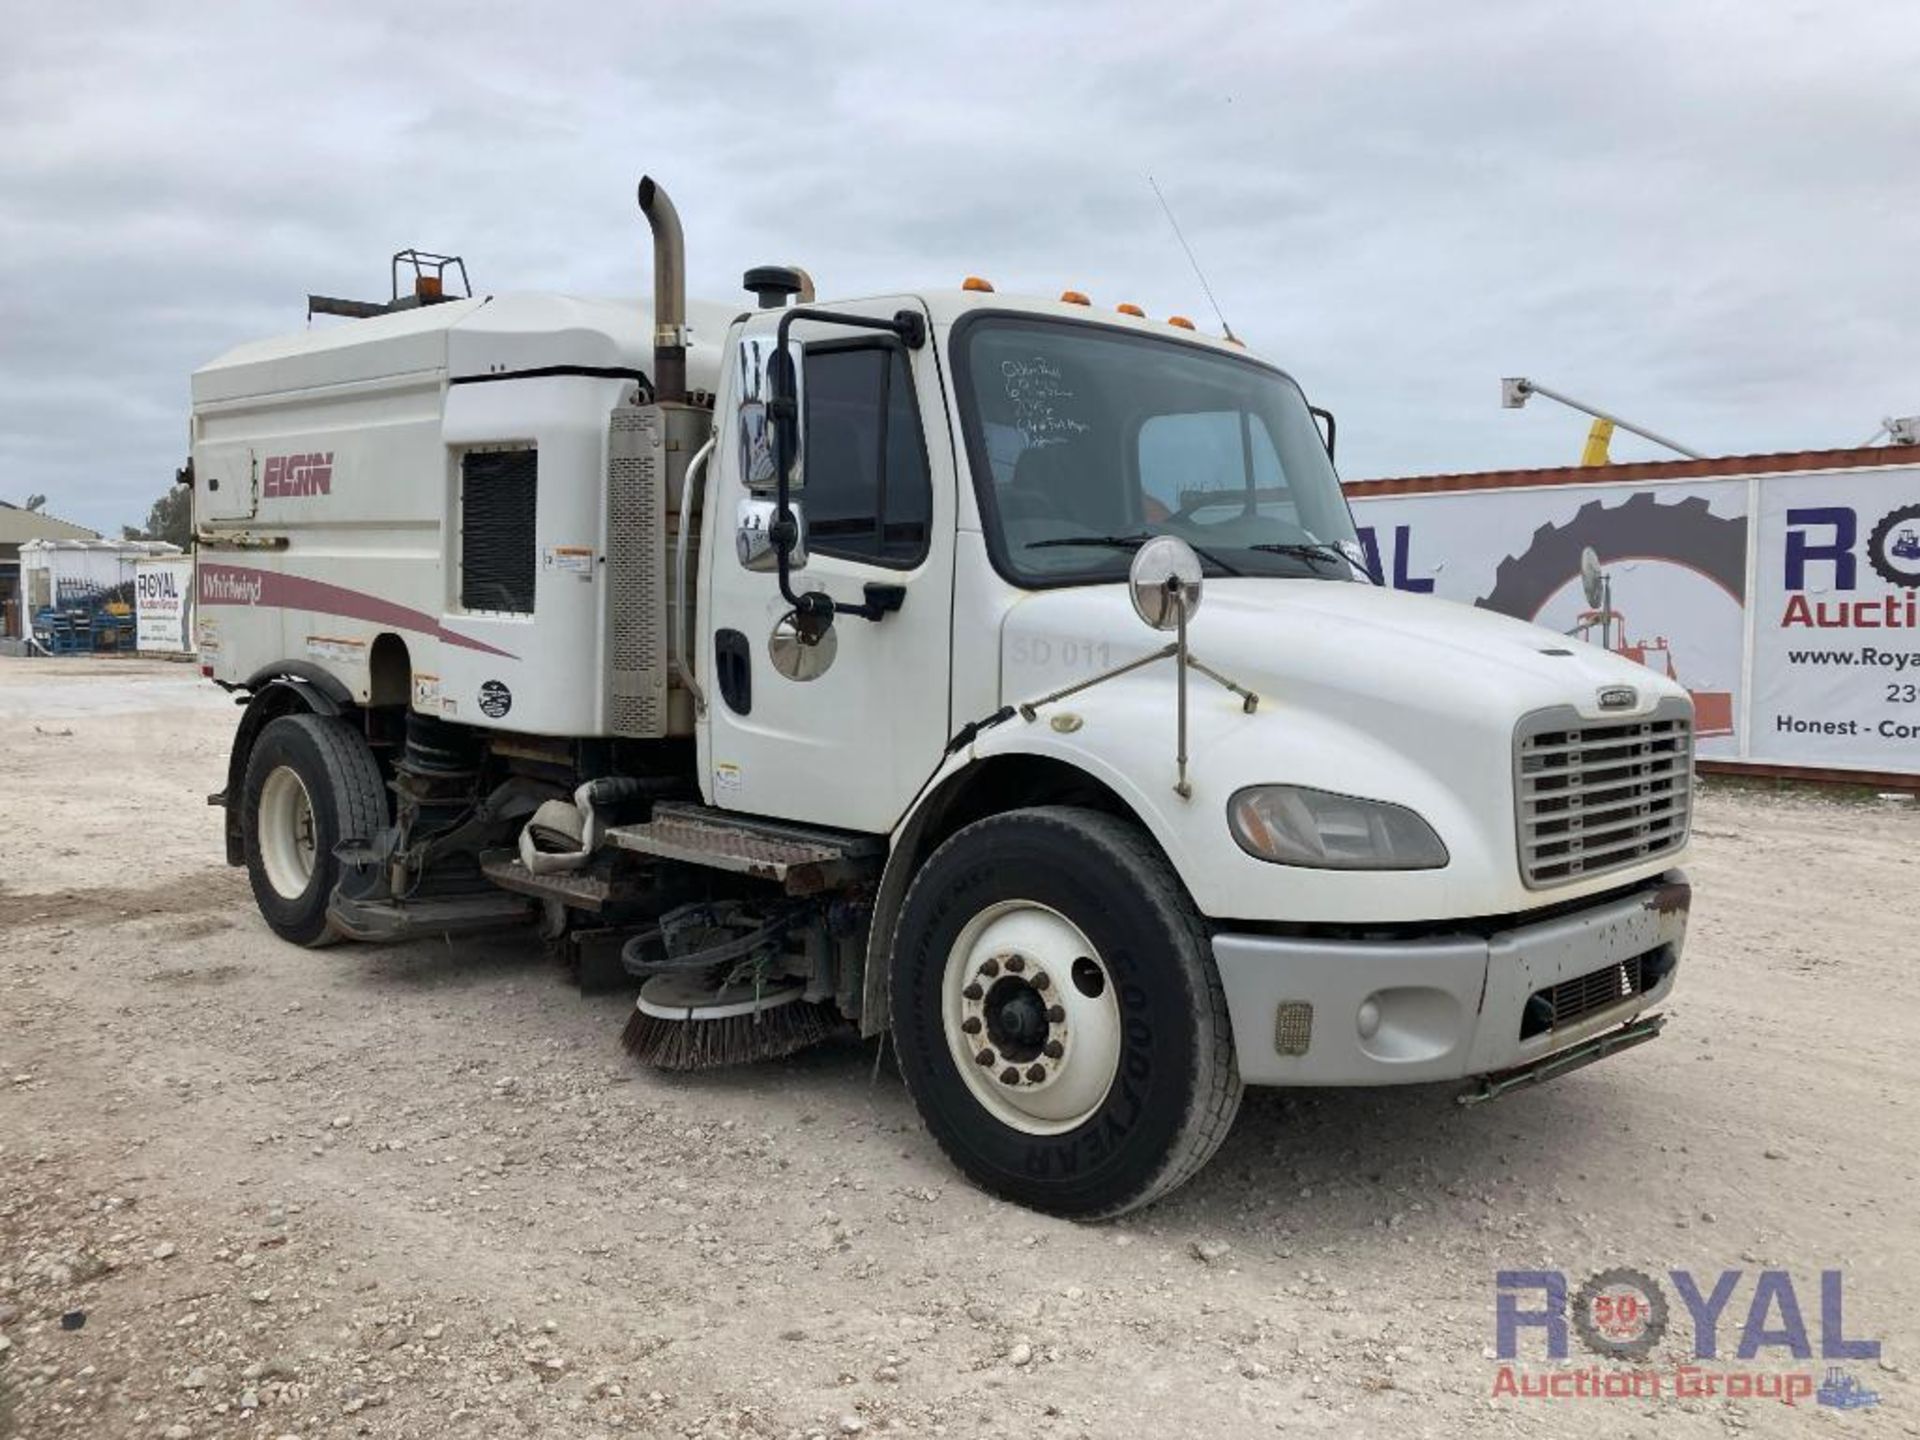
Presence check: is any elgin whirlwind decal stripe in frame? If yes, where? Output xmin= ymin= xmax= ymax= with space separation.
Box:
xmin=197 ymin=563 xmax=519 ymax=661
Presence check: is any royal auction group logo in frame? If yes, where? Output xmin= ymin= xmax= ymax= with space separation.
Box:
xmin=1493 ymin=1267 xmax=1882 ymax=1410
xmin=1782 ymin=500 xmax=1920 ymax=628
xmin=1867 ymin=502 xmax=1920 ymax=589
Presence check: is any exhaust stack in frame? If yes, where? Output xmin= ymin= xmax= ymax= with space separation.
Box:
xmin=637 ymin=176 xmax=687 ymax=403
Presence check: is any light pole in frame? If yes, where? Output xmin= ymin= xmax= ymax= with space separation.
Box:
xmin=1502 ymin=378 xmax=1703 ymax=460
xmin=1858 ymin=416 xmax=1920 ymax=448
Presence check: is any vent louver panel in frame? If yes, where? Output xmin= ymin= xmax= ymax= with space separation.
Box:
xmin=606 ymin=406 xmax=668 ymax=737
xmin=460 ymin=449 xmax=537 ymax=614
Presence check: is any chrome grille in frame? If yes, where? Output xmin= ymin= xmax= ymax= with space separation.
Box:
xmin=1515 ymin=701 xmax=1692 ymax=888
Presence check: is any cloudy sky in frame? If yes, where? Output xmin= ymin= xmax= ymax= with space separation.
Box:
xmin=3 ymin=1 xmax=1915 ymax=535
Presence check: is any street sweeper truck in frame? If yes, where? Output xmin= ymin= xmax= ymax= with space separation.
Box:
xmin=188 ymin=177 xmax=1694 ymax=1218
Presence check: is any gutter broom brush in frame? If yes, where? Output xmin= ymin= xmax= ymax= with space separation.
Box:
xmin=617 ymin=903 xmax=838 ymax=1071
xmin=621 ymin=972 xmax=835 ymax=1071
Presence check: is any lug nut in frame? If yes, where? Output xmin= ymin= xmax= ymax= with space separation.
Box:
xmin=961 ymin=1016 xmax=982 ymax=1035
xmin=976 ymin=1048 xmax=996 ymax=1066
xmin=963 ymin=982 xmax=983 ymax=1001
xmin=1043 ymin=1040 xmax=1064 ymax=1059
xmin=999 ymin=1066 xmax=1021 ymax=1085
xmin=1047 ymin=1005 xmax=1066 ymax=1023
xmin=1005 ymin=955 xmax=1025 ymax=973
xmin=1025 ymin=1064 xmax=1047 ymax=1082
xmin=1032 ymin=972 xmax=1050 ymax=991
xmin=980 ymin=958 xmax=1000 ymax=978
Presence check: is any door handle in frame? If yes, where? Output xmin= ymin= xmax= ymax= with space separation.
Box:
xmin=714 ymin=628 xmax=752 ymax=715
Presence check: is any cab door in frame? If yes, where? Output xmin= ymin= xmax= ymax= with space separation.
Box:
xmin=699 ymin=299 xmax=955 ymax=833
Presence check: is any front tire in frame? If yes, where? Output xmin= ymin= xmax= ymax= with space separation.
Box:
xmin=241 ymin=713 xmax=388 ymax=947
xmin=890 ymin=806 xmax=1242 ymax=1219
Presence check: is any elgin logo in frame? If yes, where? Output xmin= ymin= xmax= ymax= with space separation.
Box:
xmin=263 ymin=452 xmax=334 ymax=498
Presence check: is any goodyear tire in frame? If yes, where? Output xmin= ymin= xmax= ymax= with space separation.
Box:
xmin=890 ymin=806 xmax=1242 ymax=1219
xmin=241 ymin=713 xmax=388 ymax=948
xmin=1478 ymin=491 xmax=1747 ymax=621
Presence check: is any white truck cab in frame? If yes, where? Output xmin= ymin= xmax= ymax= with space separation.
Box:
xmin=192 ymin=179 xmax=1692 ymax=1217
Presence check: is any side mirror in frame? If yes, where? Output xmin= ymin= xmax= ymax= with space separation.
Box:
xmin=736 ymin=496 xmax=808 ymax=573
xmin=736 ymin=335 xmax=804 ymax=494
xmin=1129 ymin=536 xmax=1204 ymax=631
xmin=1308 ymin=405 xmax=1337 ymax=463
xmin=768 ymin=609 xmax=838 ymax=680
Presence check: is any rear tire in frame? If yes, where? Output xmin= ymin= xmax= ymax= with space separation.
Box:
xmin=890 ymin=806 xmax=1242 ymax=1219
xmin=241 ymin=713 xmax=388 ymax=947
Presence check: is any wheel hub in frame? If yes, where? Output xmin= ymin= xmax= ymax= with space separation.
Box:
xmin=942 ymin=903 xmax=1122 ymax=1135
xmin=984 ymin=975 xmax=1050 ymax=1060
xmin=257 ymin=764 xmax=318 ymax=901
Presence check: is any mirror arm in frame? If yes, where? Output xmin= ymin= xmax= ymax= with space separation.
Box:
xmin=767 ymin=306 xmax=927 ymax=627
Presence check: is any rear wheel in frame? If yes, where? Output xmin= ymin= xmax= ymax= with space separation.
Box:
xmin=241 ymin=713 xmax=388 ymax=947
xmin=891 ymin=806 xmax=1242 ymax=1219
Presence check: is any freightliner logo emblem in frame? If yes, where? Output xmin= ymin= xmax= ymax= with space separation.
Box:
xmin=1597 ymin=685 xmax=1638 ymax=711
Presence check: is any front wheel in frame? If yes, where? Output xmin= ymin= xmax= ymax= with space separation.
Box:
xmin=890 ymin=806 xmax=1242 ymax=1218
xmin=241 ymin=712 xmax=389 ymax=947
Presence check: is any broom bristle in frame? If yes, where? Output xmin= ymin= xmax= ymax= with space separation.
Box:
xmin=621 ymin=1000 xmax=836 ymax=1071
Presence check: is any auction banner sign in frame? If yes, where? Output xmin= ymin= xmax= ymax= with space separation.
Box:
xmin=134 ymin=557 xmax=194 ymax=654
xmin=1345 ymin=452 xmax=1920 ymax=777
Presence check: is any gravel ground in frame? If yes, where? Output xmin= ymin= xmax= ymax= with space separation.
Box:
xmin=0 ymin=657 xmax=1913 ymax=1439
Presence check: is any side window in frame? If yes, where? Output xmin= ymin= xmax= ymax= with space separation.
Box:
xmin=803 ymin=344 xmax=932 ymax=566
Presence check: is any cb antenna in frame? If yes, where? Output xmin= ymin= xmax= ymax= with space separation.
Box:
xmin=1148 ymin=174 xmax=1238 ymax=344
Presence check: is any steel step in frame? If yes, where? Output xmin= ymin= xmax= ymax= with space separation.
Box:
xmin=601 ymin=802 xmax=884 ymax=895
xmin=480 ymin=851 xmax=616 ymax=912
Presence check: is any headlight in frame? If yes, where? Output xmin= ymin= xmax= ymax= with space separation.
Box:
xmin=1227 ymin=785 xmax=1449 ymax=870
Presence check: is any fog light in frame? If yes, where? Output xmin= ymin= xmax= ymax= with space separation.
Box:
xmin=1274 ymin=1001 xmax=1313 ymax=1057
xmin=1356 ymin=997 xmax=1381 ymax=1040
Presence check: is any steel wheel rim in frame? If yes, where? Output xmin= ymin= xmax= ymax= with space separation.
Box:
xmin=941 ymin=900 xmax=1121 ymax=1136
xmin=258 ymin=765 xmax=318 ymax=900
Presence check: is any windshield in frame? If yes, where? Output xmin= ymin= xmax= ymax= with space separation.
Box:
xmin=954 ymin=316 xmax=1364 ymax=585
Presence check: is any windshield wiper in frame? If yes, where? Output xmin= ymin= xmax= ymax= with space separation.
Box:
xmin=1248 ymin=541 xmax=1355 ymax=573
xmin=1027 ymin=532 xmax=1242 ymax=577
xmin=1027 ymin=531 xmax=1154 ymax=551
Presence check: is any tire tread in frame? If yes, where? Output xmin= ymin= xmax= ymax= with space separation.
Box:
xmin=894 ymin=805 xmax=1243 ymax=1219
xmin=243 ymin=712 xmax=388 ymax=948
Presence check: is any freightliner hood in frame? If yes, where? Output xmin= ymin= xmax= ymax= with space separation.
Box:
xmin=985 ymin=578 xmax=1691 ymax=925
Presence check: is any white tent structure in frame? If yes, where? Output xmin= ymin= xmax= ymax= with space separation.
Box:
xmin=20 ymin=537 xmax=184 ymax=611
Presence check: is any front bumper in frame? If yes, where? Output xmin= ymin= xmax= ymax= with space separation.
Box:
xmin=1212 ymin=872 xmax=1689 ymax=1087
